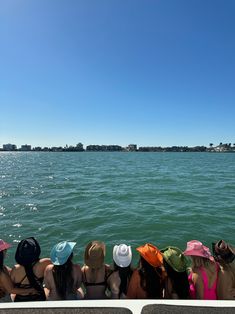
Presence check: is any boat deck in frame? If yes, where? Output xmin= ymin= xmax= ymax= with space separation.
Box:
xmin=0 ymin=300 xmax=235 ymax=314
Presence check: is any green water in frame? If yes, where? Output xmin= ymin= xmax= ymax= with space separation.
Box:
xmin=0 ymin=152 xmax=234 ymax=266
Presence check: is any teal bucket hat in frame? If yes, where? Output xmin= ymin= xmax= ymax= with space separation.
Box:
xmin=50 ymin=241 xmax=76 ymax=265
xmin=161 ymin=246 xmax=190 ymax=272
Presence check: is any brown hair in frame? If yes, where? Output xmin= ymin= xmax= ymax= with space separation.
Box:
xmin=191 ymin=256 xmax=211 ymax=269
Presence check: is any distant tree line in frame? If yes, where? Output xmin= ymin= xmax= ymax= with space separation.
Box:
xmin=1 ymin=142 xmax=235 ymax=152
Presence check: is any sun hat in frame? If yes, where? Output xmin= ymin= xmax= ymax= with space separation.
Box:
xmin=0 ymin=239 xmax=11 ymax=252
xmin=113 ymin=244 xmax=132 ymax=268
xmin=161 ymin=246 xmax=190 ymax=272
xmin=50 ymin=241 xmax=76 ymax=266
xmin=183 ymin=240 xmax=214 ymax=262
xmin=15 ymin=237 xmax=41 ymax=265
xmin=136 ymin=243 xmax=163 ymax=268
xmin=212 ymin=240 xmax=235 ymax=264
xmin=84 ymin=241 xmax=105 ymax=269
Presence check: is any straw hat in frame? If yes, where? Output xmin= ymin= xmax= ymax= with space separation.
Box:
xmin=84 ymin=241 xmax=105 ymax=269
xmin=161 ymin=246 xmax=189 ymax=272
xmin=136 ymin=243 xmax=163 ymax=267
xmin=0 ymin=239 xmax=11 ymax=252
xmin=113 ymin=244 xmax=132 ymax=268
xmin=50 ymin=241 xmax=76 ymax=266
xmin=213 ymin=240 xmax=235 ymax=264
xmin=183 ymin=240 xmax=214 ymax=262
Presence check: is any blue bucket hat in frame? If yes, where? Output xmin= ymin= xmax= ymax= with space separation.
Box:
xmin=50 ymin=241 xmax=76 ymax=265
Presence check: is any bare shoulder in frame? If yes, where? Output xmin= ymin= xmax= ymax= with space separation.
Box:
xmin=107 ymin=270 xmax=119 ymax=285
xmin=45 ymin=264 xmax=54 ymax=272
xmin=10 ymin=264 xmax=24 ymax=282
xmin=10 ymin=264 xmax=22 ymax=275
xmin=81 ymin=265 xmax=88 ymax=272
xmin=5 ymin=265 xmax=12 ymax=274
xmin=11 ymin=264 xmax=21 ymax=271
xmin=192 ymin=270 xmax=200 ymax=282
xmin=39 ymin=258 xmax=51 ymax=266
xmin=44 ymin=264 xmax=54 ymax=278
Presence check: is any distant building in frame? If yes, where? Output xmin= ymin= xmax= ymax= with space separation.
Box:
xmin=3 ymin=143 xmax=17 ymax=151
xmin=20 ymin=144 xmax=31 ymax=151
xmin=127 ymin=144 xmax=137 ymax=151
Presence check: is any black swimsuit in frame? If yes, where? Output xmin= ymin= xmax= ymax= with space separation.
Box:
xmin=14 ymin=274 xmax=46 ymax=302
xmin=83 ymin=266 xmax=112 ymax=288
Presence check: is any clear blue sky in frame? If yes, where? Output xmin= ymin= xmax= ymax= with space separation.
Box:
xmin=0 ymin=0 xmax=234 ymax=148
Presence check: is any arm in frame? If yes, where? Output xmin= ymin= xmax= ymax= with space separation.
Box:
xmin=73 ymin=264 xmax=83 ymax=289
xmin=217 ymin=268 xmax=233 ymax=300
xmin=126 ymin=270 xmax=138 ymax=299
xmin=0 ymin=272 xmax=36 ymax=295
xmin=107 ymin=272 xmax=120 ymax=299
xmin=192 ymin=272 xmax=204 ymax=300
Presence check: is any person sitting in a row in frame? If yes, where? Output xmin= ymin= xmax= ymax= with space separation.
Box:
xmin=183 ymin=240 xmax=219 ymax=300
xmin=108 ymin=244 xmax=133 ymax=298
xmin=1 ymin=237 xmax=234 ymax=301
xmin=10 ymin=237 xmax=51 ymax=301
xmin=82 ymin=240 xmax=111 ymax=299
xmin=44 ymin=241 xmax=84 ymax=300
xmin=0 ymin=239 xmax=40 ymax=302
xmin=213 ymin=240 xmax=235 ymax=299
xmin=161 ymin=246 xmax=190 ymax=299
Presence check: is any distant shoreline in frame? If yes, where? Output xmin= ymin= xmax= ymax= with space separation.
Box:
xmin=1 ymin=143 xmax=235 ymax=153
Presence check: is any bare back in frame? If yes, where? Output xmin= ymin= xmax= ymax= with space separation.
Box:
xmin=44 ymin=263 xmax=83 ymax=300
xmin=10 ymin=258 xmax=51 ymax=286
xmin=82 ymin=264 xmax=110 ymax=299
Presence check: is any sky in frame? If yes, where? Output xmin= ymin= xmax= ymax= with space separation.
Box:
xmin=0 ymin=0 xmax=235 ymax=148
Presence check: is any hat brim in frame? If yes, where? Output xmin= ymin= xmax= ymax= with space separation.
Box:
xmin=113 ymin=245 xmax=132 ymax=268
xmin=51 ymin=242 xmax=76 ymax=266
xmin=136 ymin=245 xmax=163 ymax=268
xmin=184 ymin=250 xmax=214 ymax=262
xmin=161 ymin=246 xmax=189 ymax=272
xmin=0 ymin=242 xmax=11 ymax=252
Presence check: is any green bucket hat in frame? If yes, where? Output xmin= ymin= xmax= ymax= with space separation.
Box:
xmin=161 ymin=246 xmax=190 ymax=272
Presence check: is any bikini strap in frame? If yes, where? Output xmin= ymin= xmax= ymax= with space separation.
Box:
xmin=18 ymin=274 xmax=27 ymax=284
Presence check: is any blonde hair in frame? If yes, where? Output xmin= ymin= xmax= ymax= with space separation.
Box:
xmin=191 ymin=256 xmax=211 ymax=269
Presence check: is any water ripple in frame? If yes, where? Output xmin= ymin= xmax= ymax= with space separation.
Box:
xmin=0 ymin=152 xmax=234 ymax=265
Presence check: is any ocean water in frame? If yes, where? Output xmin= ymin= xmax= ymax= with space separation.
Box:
xmin=0 ymin=152 xmax=234 ymax=266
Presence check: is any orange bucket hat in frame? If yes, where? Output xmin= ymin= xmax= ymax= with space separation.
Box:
xmin=136 ymin=243 xmax=163 ymax=267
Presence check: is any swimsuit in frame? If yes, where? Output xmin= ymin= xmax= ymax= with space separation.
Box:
xmin=14 ymin=274 xmax=46 ymax=302
xmin=189 ymin=264 xmax=219 ymax=300
xmin=83 ymin=266 xmax=111 ymax=288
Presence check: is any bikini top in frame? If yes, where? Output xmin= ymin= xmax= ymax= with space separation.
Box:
xmin=188 ymin=263 xmax=219 ymax=300
xmin=15 ymin=274 xmax=44 ymax=290
xmin=200 ymin=264 xmax=219 ymax=300
xmin=83 ymin=266 xmax=111 ymax=287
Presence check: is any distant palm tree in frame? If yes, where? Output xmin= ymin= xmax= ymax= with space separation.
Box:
xmin=209 ymin=143 xmax=213 ymax=147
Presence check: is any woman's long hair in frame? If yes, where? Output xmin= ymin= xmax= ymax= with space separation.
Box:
xmin=52 ymin=253 xmax=74 ymax=299
xmin=164 ymin=261 xmax=190 ymax=299
xmin=24 ymin=259 xmax=44 ymax=292
xmin=191 ymin=256 xmax=211 ymax=269
xmin=0 ymin=251 xmax=4 ymax=272
xmin=138 ymin=257 xmax=163 ymax=298
xmin=114 ymin=262 xmax=133 ymax=297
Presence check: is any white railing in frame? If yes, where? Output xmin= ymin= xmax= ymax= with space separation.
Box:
xmin=0 ymin=299 xmax=235 ymax=314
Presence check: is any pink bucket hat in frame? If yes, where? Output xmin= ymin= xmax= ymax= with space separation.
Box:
xmin=183 ymin=240 xmax=214 ymax=262
xmin=0 ymin=239 xmax=11 ymax=252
